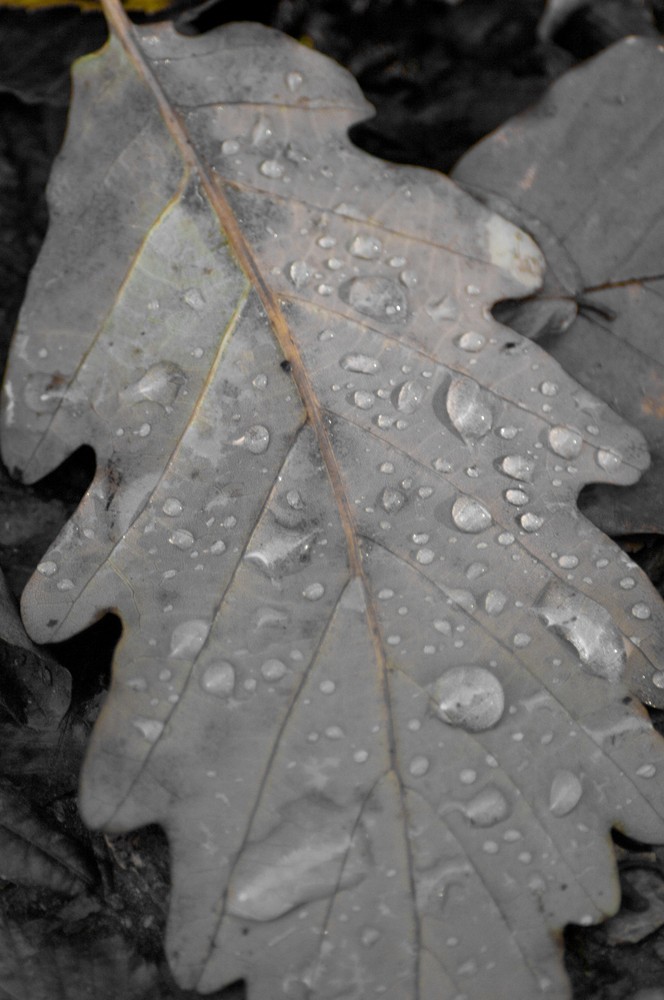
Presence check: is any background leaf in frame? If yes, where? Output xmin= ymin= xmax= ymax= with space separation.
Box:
xmin=3 ymin=8 xmax=664 ymax=999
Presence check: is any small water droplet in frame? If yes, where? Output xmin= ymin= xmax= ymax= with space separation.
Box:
xmin=484 ymin=590 xmax=507 ymax=615
xmin=261 ymin=659 xmax=288 ymax=681
xmin=505 ymin=488 xmax=529 ymax=506
xmin=653 ymin=671 xmax=664 ymax=689
xmin=360 ymin=926 xmax=380 ymax=947
xmin=499 ymin=426 xmax=519 ymax=440
xmin=409 ymin=755 xmax=430 ymax=777
xmin=200 ymin=662 xmax=236 ymax=697
xmin=396 ymin=379 xmax=423 ymax=414
xmin=349 ymin=234 xmax=382 ymax=259
xmin=426 ymin=295 xmax=458 ymax=322
xmin=549 ymin=770 xmax=582 ymax=817
xmin=286 ymin=70 xmax=303 ymax=91
xmin=37 ymin=560 xmax=57 ymax=576
xmin=558 ymin=555 xmax=579 ymax=569
xmin=456 ymin=331 xmax=486 ymax=352
xmin=353 ymin=390 xmax=374 ymax=410
xmin=252 ymin=373 xmax=268 ymax=389
xmin=520 ymin=512 xmax=543 ymax=532
xmin=513 ymin=633 xmax=532 ymax=648
xmin=432 ymin=666 xmax=505 ymax=732
xmin=133 ymin=718 xmax=164 ymax=742
xmin=631 ymin=603 xmax=651 ymax=620
xmin=56 ymin=578 xmax=74 ymax=591
xmin=162 ymin=498 xmax=183 ymax=517
xmin=540 ymin=381 xmax=558 ymax=396
xmin=446 ymin=377 xmax=492 ymax=441
xmin=210 ymin=540 xmax=226 ymax=555
xmin=288 ymin=260 xmax=310 ymax=288
xmin=637 ymin=763 xmax=656 ymax=779
xmin=221 ymin=138 xmax=240 ymax=155
xmin=169 ymin=529 xmax=195 ymax=549
xmin=620 ymin=577 xmax=636 ymax=589
xmin=344 ymin=276 xmax=408 ymax=321
xmin=451 ymin=496 xmax=492 ymax=533
xmin=245 ymin=529 xmax=316 ymax=579
xmin=548 ymin=426 xmax=583 ymax=459
xmin=183 ymin=288 xmax=206 ymax=311
xmin=466 ymin=561 xmax=487 ymax=580
xmin=597 ymin=449 xmax=622 ymax=471
xmin=170 ymin=620 xmax=210 ymax=658
xmin=340 ymin=353 xmax=381 ymax=375
xmin=303 ymin=582 xmax=325 ymax=601
xmin=416 ymin=548 xmax=435 ymax=565
xmin=238 ymin=425 xmax=270 ymax=454
xmin=500 ymin=455 xmax=534 ymax=482
xmin=119 ymin=361 xmax=186 ymax=408
xmin=379 ymin=487 xmax=405 ymax=513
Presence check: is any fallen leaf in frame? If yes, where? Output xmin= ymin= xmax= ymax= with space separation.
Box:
xmin=3 ymin=8 xmax=664 ymax=998
xmin=452 ymin=37 xmax=664 ymax=536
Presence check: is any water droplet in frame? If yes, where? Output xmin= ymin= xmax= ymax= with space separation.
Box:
xmin=340 ymin=353 xmax=381 ymax=375
xmin=227 ymin=802 xmax=369 ymax=921
xmin=23 ymin=373 xmax=68 ymax=414
xmin=537 ymin=581 xmax=626 ymax=682
xmin=451 ymin=496 xmax=492 ymax=533
xmin=170 ymin=620 xmax=210 ymax=658
xmin=37 ymin=560 xmax=57 ymax=576
xmin=540 ymin=381 xmax=558 ymax=396
xmin=119 ymin=361 xmax=186 ymax=408
xmin=549 ymin=770 xmax=582 ymax=817
xmin=237 ymin=425 xmax=270 ymax=454
xmin=520 ymin=512 xmax=543 ymax=532
xmin=513 ymin=633 xmax=532 ymax=648
xmin=432 ymin=666 xmax=505 ymax=732
xmin=500 ymin=455 xmax=534 ymax=482
xmin=456 ymin=331 xmax=486 ymax=352
xmin=396 ymin=379 xmax=423 ymax=414
xmin=286 ymin=70 xmax=303 ymax=91
xmin=252 ymin=373 xmax=268 ymax=389
xmin=352 ymin=390 xmax=374 ymax=410
xmin=637 ymin=763 xmax=656 ymax=779
xmin=466 ymin=562 xmax=487 ymax=580
xmin=426 ymin=295 xmax=458 ymax=322
xmin=288 ymin=260 xmax=310 ymax=289
xmin=344 ymin=277 xmax=408 ymax=321
xmin=596 ymin=448 xmax=622 ymax=471
xmin=210 ymin=540 xmax=226 ymax=555
xmin=416 ymin=548 xmax=435 ymax=565
xmin=349 ymin=234 xmax=382 ymax=259
xmin=200 ymin=661 xmax=236 ymax=697
xmin=245 ymin=529 xmax=316 ymax=579
xmin=379 ymin=487 xmax=405 ymax=513
xmin=183 ymin=288 xmax=206 ymax=311
xmin=409 ymin=755 xmax=430 ymax=777
xmin=56 ymin=578 xmax=74 ymax=591
xmin=620 ymin=577 xmax=636 ymax=589
xmin=303 ymin=582 xmax=325 ymax=601
xmin=261 ymin=659 xmax=288 ymax=681
xmin=446 ymin=377 xmax=492 ymax=441
xmin=360 ymin=926 xmax=380 ymax=948
xmin=548 ymin=426 xmax=583 ymax=459
xmin=169 ymin=529 xmax=194 ymax=549
xmin=505 ymin=488 xmax=529 ymax=506
xmin=251 ymin=114 xmax=273 ymax=146
xmin=558 ymin=555 xmax=578 ymax=569
xmin=484 ymin=590 xmax=507 ymax=615
xmin=221 ymin=138 xmax=240 ymax=155
xmin=162 ymin=498 xmax=183 ymax=517
xmin=631 ymin=603 xmax=651 ymax=620
xmin=497 ymin=532 xmax=514 ymax=545
xmin=463 ymin=787 xmax=510 ymax=827
xmin=133 ymin=718 xmax=164 ymax=742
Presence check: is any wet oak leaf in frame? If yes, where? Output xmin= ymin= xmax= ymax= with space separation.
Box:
xmin=3 ymin=6 xmax=664 ymax=997
xmin=452 ymin=37 xmax=664 ymax=536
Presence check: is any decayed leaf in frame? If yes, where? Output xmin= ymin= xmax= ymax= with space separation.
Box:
xmin=3 ymin=8 xmax=664 ymax=997
xmin=452 ymin=37 xmax=664 ymax=536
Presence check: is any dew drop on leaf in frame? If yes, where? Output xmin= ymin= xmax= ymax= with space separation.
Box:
xmin=396 ymin=379 xmax=424 ymax=414
xmin=340 ymin=353 xmax=381 ymax=374
xmin=170 ymin=620 xmax=210 ymax=658
xmin=260 ymin=659 xmax=288 ymax=681
xmin=462 ymin=787 xmax=511 ymax=827
xmin=484 ymin=590 xmax=507 ymax=615
xmin=536 ymin=581 xmax=626 ymax=682
xmin=37 ymin=560 xmax=58 ymax=576
xmin=631 ymin=603 xmax=651 ymax=620
xmin=348 ymin=234 xmax=382 ymax=259
xmin=432 ymin=666 xmax=505 ymax=732
xmin=446 ymin=377 xmax=493 ymax=441
xmin=549 ymin=770 xmax=583 ymax=817
xmin=500 ymin=455 xmax=534 ymax=482
xmin=162 ymin=498 xmax=183 ymax=517
xmin=352 ymin=390 xmax=374 ymax=410
xmin=200 ymin=661 xmax=236 ymax=697
xmin=597 ymin=448 xmax=622 ymax=471
xmin=344 ymin=276 xmax=408 ymax=321
xmin=505 ymin=489 xmax=529 ymax=506
xmin=451 ymin=496 xmax=492 ymax=533
xmin=169 ymin=529 xmax=195 ymax=549
xmin=456 ymin=331 xmax=486 ymax=352
xmin=548 ymin=426 xmax=583 ymax=459
xmin=520 ymin=512 xmax=543 ymax=532
xmin=119 ymin=361 xmax=186 ymax=408
xmin=133 ymin=718 xmax=164 ymax=742
xmin=379 ymin=487 xmax=405 ymax=513
xmin=288 ymin=260 xmax=310 ymax=288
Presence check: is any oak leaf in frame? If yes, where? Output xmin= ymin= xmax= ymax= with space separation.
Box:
xmin=3 ymin=6 xmax=664 ymax=997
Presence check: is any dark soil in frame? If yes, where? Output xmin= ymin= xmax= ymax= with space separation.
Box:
xmin=0 ymin=2 xmax=663 ymax=998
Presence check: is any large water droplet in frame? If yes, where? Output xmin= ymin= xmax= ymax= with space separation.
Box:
xmin=549 ymin=770 xmax=583 ymax=817
xmin=463 ymin=787 xmax=510 ymax=827
xmin=548 ymin=426 xmax=583 ymax=459
xmin=451 ymin=496 xmax=492 ymax=533
xmin=227 ymin=802 xmax=369 ymax=920
xmin=343 ymin=277 xmax=408 ymax=322
xmin=170 ymin=620 xmax=210 ymax=658
xmin=431 ymin=666 xmax=505 ymax=732
xmin=197 ymin=655 xmax=237 ymax=697
xmin=349 ymin=234 xmax=382 ymax=259
xmin=340 ymin=354 xmax=381 ymax=375
xmin=119 ymin=361 xmax=186 ymax=408
xmin=499 ymin=455 xmax=534 ymax=482
xmin=396 ymin=379 xmax=423 ymax=414
xmin=245 ymin=529 xmax=316 ymax=579
xmin=446 ymin=377 xmax=492 ymax=442
xmin=536 ymin=581 xmax=625 ymax=682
